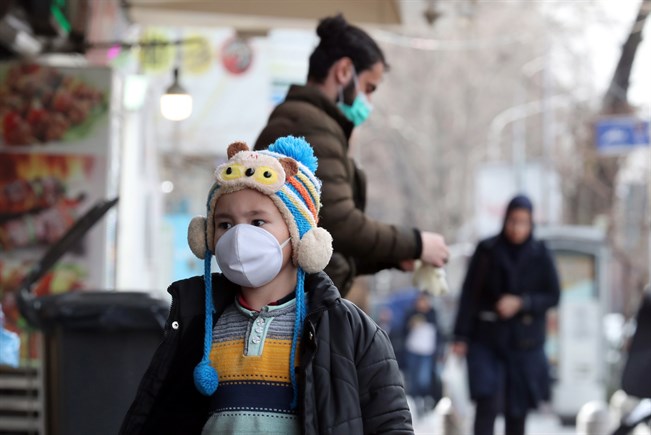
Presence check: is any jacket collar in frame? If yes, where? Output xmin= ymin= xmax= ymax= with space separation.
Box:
xmin=305 ymin=271 xmax=341 ymax=313
xmin=212 ymin=271 xmax=340 ymax=313
xmin=285 ymin=84 xmax=354 ymax=140
xmin=168 ymin=271 xmax=340 ymax=318
xmin=167 ymin=274 xmax=238 ymax=321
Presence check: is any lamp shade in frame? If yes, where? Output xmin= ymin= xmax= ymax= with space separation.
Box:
xmin=160 ymin=69 xmax=192 ymax=121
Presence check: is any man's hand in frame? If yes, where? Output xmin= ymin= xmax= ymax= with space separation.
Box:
xmin=420 ymin=232 xmax=449 ymax=267
xmin=496 ymin=294 xmax=523 ymax=319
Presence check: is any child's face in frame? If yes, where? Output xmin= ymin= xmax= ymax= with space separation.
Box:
xmin=213 ymin=188 xmax=291 ymax=259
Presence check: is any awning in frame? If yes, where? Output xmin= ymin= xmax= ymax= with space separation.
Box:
xmin=124 ymin=0 xmax=403 ymax=31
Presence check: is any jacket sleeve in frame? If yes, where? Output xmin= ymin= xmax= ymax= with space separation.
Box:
xmin=355 ymin=228 xmax=422 ymax=275
xmin=452 ymin=243 xmax=487 ymax=342
xmin=120 ymin=279 xmax=212 ymax=435
xmin=254 ymin=105 xmax=421 ymax=266
xmin=522 ymin=243 xmax=561 ymax=313
xmin=357 ymin=326 xmax=414 ymax=434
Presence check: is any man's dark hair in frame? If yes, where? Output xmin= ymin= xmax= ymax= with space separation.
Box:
xmin=307 ymin=14 xmax=388 ymax=83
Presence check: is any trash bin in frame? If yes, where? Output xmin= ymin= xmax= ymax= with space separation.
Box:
xmin=14 ymin=198 xmax=171 ymax=434
xmin=32 ymin=290 xmax=168 ymax=435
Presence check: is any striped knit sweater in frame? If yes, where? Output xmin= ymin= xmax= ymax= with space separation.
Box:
xmin=201 ymin=297 xmax=300 ymax=434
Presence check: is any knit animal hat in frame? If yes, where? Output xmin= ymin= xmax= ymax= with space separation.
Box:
xmin=187 ymin=135 xmax=333 ymax=405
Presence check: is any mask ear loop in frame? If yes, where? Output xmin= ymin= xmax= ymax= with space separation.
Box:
xmin=351 ymin=66 xmax=359 ymax=90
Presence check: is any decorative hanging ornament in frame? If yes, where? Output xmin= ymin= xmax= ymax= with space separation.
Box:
xmin=220 ymin=37 xmax=253 ymax=75
xmin=138 ymin=29 xmax=176 ymax=74
xmin=182 ymin=35 xmax=212 ymax=75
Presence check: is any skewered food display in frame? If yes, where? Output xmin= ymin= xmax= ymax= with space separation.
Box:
xmin=0 ymin=63 xmax=106 ymax=146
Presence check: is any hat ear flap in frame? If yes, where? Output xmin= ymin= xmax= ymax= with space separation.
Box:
xmin=296 ymin=227 xmax=333 ymax=273
xmin=188 ymin=216 xmax=208 ymax=259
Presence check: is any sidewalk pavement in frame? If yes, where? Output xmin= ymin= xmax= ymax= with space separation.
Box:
xmin=414 ymin=409 xmax=576 ymax=435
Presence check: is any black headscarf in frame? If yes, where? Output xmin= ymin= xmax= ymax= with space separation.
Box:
xmin=499 ymin=194 xmax=534 ymax=262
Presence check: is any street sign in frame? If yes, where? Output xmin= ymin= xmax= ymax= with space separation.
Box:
xmin=595 ymin=117 xmax=649 ymax=154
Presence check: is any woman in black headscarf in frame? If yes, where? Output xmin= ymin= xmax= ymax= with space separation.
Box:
xmin=451 ymin=195 xmax=561 ymax=435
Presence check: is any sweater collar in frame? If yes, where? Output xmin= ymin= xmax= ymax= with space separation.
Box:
xmin=285 ymin=84 xmax=354 ymax=140
xmin=236 ymin=291 xmax=296 ymax=313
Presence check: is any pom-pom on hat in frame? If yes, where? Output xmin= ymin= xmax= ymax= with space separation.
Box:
xmin=187 ymin=136 xmax=333 ymax=406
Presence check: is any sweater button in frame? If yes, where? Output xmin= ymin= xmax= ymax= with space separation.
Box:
xmin=308 ymin=331 xmax=314 ymax=341
xmin=171 ymin=321 xmax=179 ymax=330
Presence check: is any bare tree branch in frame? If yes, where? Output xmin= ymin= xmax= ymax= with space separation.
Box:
xmin=602 ymin=0 xmax=651 ymax=113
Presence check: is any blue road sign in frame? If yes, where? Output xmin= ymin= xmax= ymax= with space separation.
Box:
xmin=595 ymin=117 xmax=649 ymax=153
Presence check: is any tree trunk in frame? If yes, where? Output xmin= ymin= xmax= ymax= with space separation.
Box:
xmin=602 ymin=0 xmax=651 ymax=114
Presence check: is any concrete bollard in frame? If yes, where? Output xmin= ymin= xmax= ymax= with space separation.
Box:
xmin=610 ymin=389 xmax=638 ymax=427
xmin=577 ymin=400 xmax=611 ymax=435
xmin=433 ymin=397 xmax=461 ymax=435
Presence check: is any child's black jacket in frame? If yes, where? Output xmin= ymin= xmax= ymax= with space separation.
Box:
xmin=120 ymin=271 xmax=413 ymax=434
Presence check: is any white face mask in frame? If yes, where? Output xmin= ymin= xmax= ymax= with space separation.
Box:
xmin=215 ymin=224 xmax=290 ymax=288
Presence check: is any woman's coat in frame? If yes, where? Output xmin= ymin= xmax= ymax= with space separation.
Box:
xmin=453 ymin=235 xmax=560 ymax=416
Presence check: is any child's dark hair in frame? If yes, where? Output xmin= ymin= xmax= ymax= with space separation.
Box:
xmin=308 ymin=14 xmax=388 ymax=83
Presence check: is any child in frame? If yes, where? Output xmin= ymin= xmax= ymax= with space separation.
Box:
xmin=120 ymin=136 xmax=413 ymax=434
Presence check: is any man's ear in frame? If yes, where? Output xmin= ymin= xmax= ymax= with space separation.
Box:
xmin=333 ymin=57 xmax=354 ymax=85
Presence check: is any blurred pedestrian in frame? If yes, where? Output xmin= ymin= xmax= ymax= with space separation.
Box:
xmin=403 ymin=291 xmax=443 ymax=415
xmin=613 ymin=285 xmax=651 ymax=435
xmin=254 ymin=14 xmax=448 ymax=296
xmin=621 ymin=284 xmax=651 ymax=399
xmin=451 ymin=195 xmax=560 ymax=435
xmin=612 ymin=284 xmax=651 ymax=435
xmin=377 ymin=306 xmax=396 ymax=343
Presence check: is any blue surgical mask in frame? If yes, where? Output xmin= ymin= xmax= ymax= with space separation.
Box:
xmin=337 ymin=71 xmax=373 ymax=126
